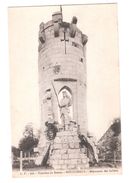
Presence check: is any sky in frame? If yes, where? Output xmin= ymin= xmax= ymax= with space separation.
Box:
xmin=8 ymin=4 xmax=120 ymax=147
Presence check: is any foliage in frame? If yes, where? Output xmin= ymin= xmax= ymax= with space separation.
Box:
xmin=23 ymin=123 xmax=34 ymax=137
xmin=45 ymin=121 xmax=58 ymax=141
xmin=12 ymin=146 xmax=20 ymax=157
xmin=111 ymin=118 xmax=121 ymax=136
xmin=19 ymin=123 xmax=39 ymax=153
xmin=98 ymin=118 xmax=121 ymax=166
xmin=19 ymin=136 xmax=39 ymax=153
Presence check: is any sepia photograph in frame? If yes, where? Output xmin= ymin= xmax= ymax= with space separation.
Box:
xmin=8 ymin=3 xmax=121 ymax=177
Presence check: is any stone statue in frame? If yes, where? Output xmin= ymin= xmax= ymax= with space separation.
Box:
xmin=70 ymin=16 xmax=78 ymax=38
xmin=39 ymin=22 xmax=46 ymax=44
xmin=59 ymin=90 xmax=72 ymax=130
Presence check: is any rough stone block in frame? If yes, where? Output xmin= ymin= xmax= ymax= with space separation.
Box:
xmin=78 ymin=163 xmax=89 ymax=169
xmin=51 ymin=159 xmax=58 ymax=165
xmin=62 ymin=143 xmax=69 ymax=149
xmin=75 ymin=149 xmax=80 ymax=154
xmin=69 ymin=142 xmax=75 ymax=148
xmin=68 ymin=149 xmax=75 ymax=154
xmin=84 ymin=164 xmax=89 ymax=168
xmin=70 ymin=159 xmax=78 ymax=164
xmin=69 ymin=126 xmax=74 ymax=131
xmin=52 ymin=149 xmax=60 ymax=154
xmin=64 ymin=159 xmax=70 ymax=164
xmin=58 ymin=159 xmax=64 ymax=165
xmin=81 ymin=158 xmax=88 ymax=164
xmin=60 ymin=149 xmax=67 ymax=154
xmin=77 ymin=159 xmax=81 ymax=164
xmin=52 ymin=153 xmax=61 ymax=160
xmin=74 ymin=142 xmax=80 ymax=149
xmin=67 ymin=136 xmax=74 ymax=143
xmin=53 ymin=164 xmax=62 ymax=170
xmin=78 ymin=164 xmax=85 ymax=169
xmin=70 ymin=131 xmax=78 ymax=136
xmin=54 ymin=143 xmax=62 ymax=149
xmin=61 ymin=136 xmax=68 ymax=143
xmin=54 ymin=137 xmax=62 ymax=143
xmin=67 ymin=164 xmax=76 ymax=169
xmin=56 ymin=131 xmax=67 ymax=137
xmin=61 ymin=164 xmax=67 ymax=169
xmin=80 ymin=153 xmax=87 ymax=159
xmin=61 ymin=131 xmax=74 ymax=136
xmin=62 ymin=154 xmax=69 ymax=160
xmin=80 ymin=148 xmax=87 ymax=154
xmin=73 ymin=127 xmax=78 ymax=132
xmin=69 ymin=153 xmax=80 ymax=159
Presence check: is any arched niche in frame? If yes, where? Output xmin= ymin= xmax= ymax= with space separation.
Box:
xmin=58 ymin=86 xmax=73 ymax=124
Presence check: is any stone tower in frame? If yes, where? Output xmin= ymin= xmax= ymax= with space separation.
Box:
xmin=36 ymin=10 xmax=90 ymax=169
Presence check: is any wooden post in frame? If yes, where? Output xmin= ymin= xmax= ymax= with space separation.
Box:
xmin=28 ymin=152 xmax=30 ymax=163
xmin=20 ymin=151 xmax=23 ymax=172
xmin=114 ymin=151 xmax=117 ymax=167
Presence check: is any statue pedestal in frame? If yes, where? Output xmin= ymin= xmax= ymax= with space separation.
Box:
xmin=49 ymin=129 xmax=89 ymax=170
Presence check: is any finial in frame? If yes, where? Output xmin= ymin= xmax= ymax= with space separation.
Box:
xmin=71 ymin=16 xmax=77 ymax=24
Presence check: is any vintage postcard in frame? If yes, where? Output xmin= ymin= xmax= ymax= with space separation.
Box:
xmin=9 ymin=4 xmax=122 ymax=177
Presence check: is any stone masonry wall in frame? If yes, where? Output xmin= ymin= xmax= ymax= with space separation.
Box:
xmin=49 ymin=129 xmax=89 ymax=170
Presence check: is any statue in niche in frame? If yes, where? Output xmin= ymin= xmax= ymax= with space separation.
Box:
xmin=59 ymin=90 xmax=72 ymax=130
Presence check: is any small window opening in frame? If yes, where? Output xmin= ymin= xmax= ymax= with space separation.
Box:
xmin=80 ymin=58 xmax=83 ymax=63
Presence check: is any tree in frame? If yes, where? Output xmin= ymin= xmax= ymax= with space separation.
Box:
xmin=12 ymin=146 xmax=20 ymax=157
xmin=19 ymin=123 xmax=39 ymax=154
xmin=111 ymin=118 xmax=121 ymax=136
xmin=23 ymin=123 xmax=33 ymax=137
xmin=109 ymin=118 xmax=121 ymax=166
